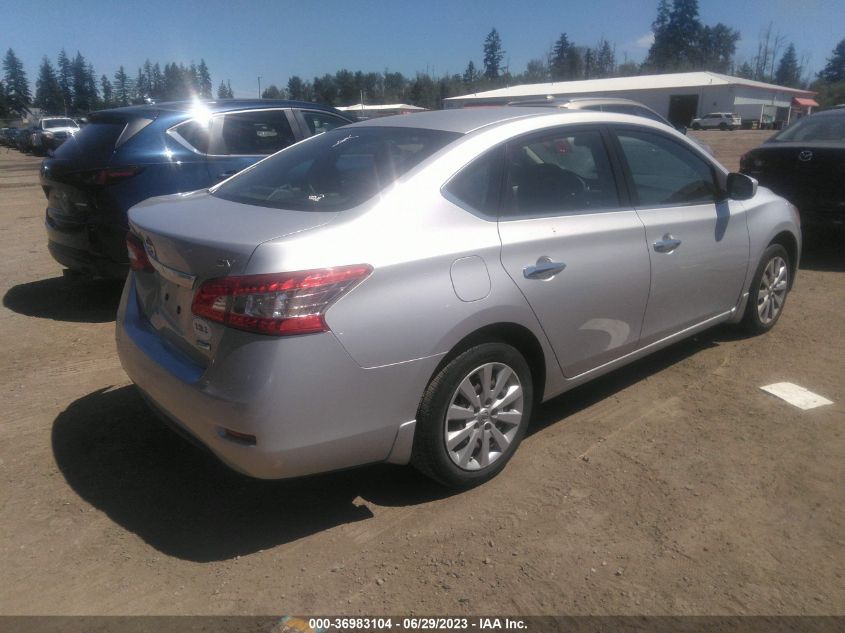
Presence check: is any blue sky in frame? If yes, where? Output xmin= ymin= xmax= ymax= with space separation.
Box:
xmin=4 ymin=0 xmax=843 ymax=98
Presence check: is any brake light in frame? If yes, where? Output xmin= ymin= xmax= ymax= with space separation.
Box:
xmin=191 ymin=265 xmax=373 ymax=336
xmin=78 ymin=166 xmax=142 ymax=186
xmin=126 ymin=232 xmax=153 ymax=272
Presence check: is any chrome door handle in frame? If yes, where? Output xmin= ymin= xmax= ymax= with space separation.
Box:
xmin=653 ymin=234 xmax=682 ymax=253
xmin=523 ymin=257 xmax=566 ymax=280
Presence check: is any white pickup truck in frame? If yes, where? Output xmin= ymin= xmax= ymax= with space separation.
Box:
xmin=690 ymin=112 xmax=742 ymax=131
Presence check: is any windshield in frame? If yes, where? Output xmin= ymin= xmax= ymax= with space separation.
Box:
xmin=44 ymin=119 xmax=77 ymax=129
xmin=212 ymin=126 xmax=461 ymax=212
xmin=772 ymin=115 xmax=845 ymax=142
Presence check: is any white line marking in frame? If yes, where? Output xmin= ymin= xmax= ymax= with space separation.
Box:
xmin=760 ymin=383 xmax=833 ymax=410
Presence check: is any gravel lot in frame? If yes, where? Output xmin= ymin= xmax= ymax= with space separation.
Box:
xmin=0 ymin=130 xmax=843 ymax=616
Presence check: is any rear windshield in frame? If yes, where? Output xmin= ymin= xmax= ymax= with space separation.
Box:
xmin=54 ymin=120 xmax=126 ymax=159
xmin=212 ymin=126 xmax=461 ymax=211
xmin=772 ymin=114 xmax=845 ymax=142
xmin=44 ymin=118 xmax=77 ymax=129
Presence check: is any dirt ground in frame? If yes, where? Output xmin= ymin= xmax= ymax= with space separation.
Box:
xmin=0 ymin=131 xmax=843 ymax=617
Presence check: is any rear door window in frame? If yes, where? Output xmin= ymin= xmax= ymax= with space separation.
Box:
xmin=503 ymin=128 xmax=620 ymax=216
xmin=210 ymin=109 xmax=296 ymax=155
xmin=169 ymin=119 xmax=211 ymax=154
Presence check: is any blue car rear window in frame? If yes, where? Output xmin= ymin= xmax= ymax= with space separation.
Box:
xmin=211 ymin=126 xmax=461 ymax=211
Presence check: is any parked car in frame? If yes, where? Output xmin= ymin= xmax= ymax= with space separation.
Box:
xmin=690 ymin=112 xmax=742 ymax=130
xmin=31 ymin=117 xmax=80 ymax=155
xmin=740 ymin=107 xmax=845 ymax=229
xmin=508 ymin=96 xmax=712 ymax=154
xmin=15 ymin=125 xmax=36 ymax=152
xmin=116 ymin=107 xmax=801 ymax=488
xmin=41 ymin=99 xmax=354 ymax=278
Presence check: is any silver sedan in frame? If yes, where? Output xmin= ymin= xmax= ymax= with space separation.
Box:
xmin=116 ymin=108 xmax=800 ymax=488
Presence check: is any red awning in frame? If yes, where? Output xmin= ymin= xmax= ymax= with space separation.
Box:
xmin=793 ymin=97 xmax=819 ymax=107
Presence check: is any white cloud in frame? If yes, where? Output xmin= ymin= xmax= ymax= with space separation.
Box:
xmin=636 ymin=32 xmax=655 ymax=49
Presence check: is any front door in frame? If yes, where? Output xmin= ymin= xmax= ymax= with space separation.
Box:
xmin=612 ymin=127 xmax=750 ymax=346
xmin=497 ymin=127 xmax=652 ymax=378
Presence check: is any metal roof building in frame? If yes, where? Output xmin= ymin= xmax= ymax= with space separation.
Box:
xmin=444 ymin=71 xmax=817 ymax=127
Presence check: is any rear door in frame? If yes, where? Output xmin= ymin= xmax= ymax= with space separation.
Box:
xmin=611 ymin=127 xmax=749 ymax=345
xmin=497 ymin=126 xmax=652 ymax=378
xmin=204 ymin=108 xmax=298 ymax=183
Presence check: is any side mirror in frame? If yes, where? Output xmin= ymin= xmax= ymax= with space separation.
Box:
xmin=726 ymin=172 xmax=757 ymax=200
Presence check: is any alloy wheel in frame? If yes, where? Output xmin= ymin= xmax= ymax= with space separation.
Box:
xmin=443 ymin=362 xmax=524 ymax=471
xmin=757 ymin=255 xmax=788 ymax=324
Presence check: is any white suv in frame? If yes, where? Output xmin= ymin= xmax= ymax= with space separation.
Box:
xmin=691 ymin=112 xmax=742 ymax=131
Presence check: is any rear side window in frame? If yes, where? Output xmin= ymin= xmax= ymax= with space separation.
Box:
xmin=301 ymin=111 xmax=350 ymax=136
xmin=170 ymin=119 xmax=211 ymax=153
xmin=615 ymin=129 xmax=717 ymax=206
xmin=213 ymin=126 xmax=461 ymax=212
xmin=211 ymin=110 xmax=296 ymax=155
xmin=443 ymin=148 xmax=503 ymax=216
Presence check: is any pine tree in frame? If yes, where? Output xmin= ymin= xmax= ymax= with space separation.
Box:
xmin=818 ymin=38 xmax=845 ymax=83
xmin=2 ymin=48 xmax=31 ymax=116
xmin=483 ymin=28 xmax=505 ymax=80
xmin=594 ymin=39 xmax=616 ymax=78
xmin=57 ymin=49 xmax=73 ymax=114
xmin=287 ymin=76 xmax=307 ymax=101
xmin=198 ymin=59 xmax=212 ymax=98
xmin=462 ymin=61 xmax=479 ymax=84
xmin=550 ymin=33 xmax=572 ymax=80
xmin=113 ymin=66 xmax=132 ymax=106
xmin=70 ymin=52 xmax=95 ymax=113
xmin=774 ymin=43 xmax=801 ymax=87
xmin=35 ymin=57 xmax=64 ymax=114
xmin=100 ymin=75 xmax=114 ymax=108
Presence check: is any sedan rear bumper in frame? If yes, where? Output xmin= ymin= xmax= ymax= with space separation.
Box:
xmin=116 ymin=274 xmax=436 ymax=479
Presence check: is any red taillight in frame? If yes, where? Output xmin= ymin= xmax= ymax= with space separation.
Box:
xmin=78 ymin=166 xmax=142 ymax=186
xmin=126 ymin=232 xmax=153 ymax=272
xmin=191 ymin=265 xmax=373 ymax=336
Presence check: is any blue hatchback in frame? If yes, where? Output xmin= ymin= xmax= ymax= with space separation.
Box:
xmin=41 ymin=99 xmax=354 ymax=278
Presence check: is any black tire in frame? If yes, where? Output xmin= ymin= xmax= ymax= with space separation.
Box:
xmin=692 ymin=123 xmax=701 ymax=130
xmin=741 ymin=244 xmax=791 ymax=335
xmin=719 ymin=122 xmax=728 ymax=130
xmin=412 ymin=342 xmax=533 ymax=488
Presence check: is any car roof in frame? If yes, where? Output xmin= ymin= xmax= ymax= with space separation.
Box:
xmin=343 ymin=107 xmax=574 ymax=134
xmin=91 ymin=99 xmax=344 ymax=119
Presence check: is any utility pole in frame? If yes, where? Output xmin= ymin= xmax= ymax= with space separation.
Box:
xmin=258 ymin=76 xmax=262 ymax=98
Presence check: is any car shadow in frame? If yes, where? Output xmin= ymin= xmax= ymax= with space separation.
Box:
xmin=799 ymin=231 xmax=845 ymax=273
xmin=529 ymin=325 xmax=740 ymax=435
xmin=52 ymin=385 xmax=452 ymax=562
xmin=3 ymin=276 xmax=124 ymax=323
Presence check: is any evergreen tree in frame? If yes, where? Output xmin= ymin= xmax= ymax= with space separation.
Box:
xmin=113 ymin=66 xmax=132 ymax=106
xmin=699 ymin=23 xmax=740 ymax=73
xmin=261 ymin=84 xmax=284 ymax=99
xmin=0 ymin=80 xmax=8 ymax=118
xmin=735 ymin=61 xmax=754 ymax=79
xmin=583 ymin=48 xmax=594 ymax=79
xmin=217 ymin=80 xmax=233 ymax=99
xmin=593 ymin=39 xmax=616 ymax=78
xmin=100 ymin=75 xmax=114 ymax=108
xmin=287 ymin=76 xmax=307 ymax=101
xmin=2 ymin=48 xmax=31 ymax=116
xmin=523 ymin=59 xmax=549 ymax=83
xmin=135 ymin=67 xmax=148 ymax=102
xmin=818 ymin=38 xmax=845 ymax=83
xmin=313 ymin=74 xmax=337 ymax=105
xmin=774 ymin=43 xmax=801 ymax=87
xmin=57 ymin=49 xmax=73 ymax=114
xmin=565 ymin=46 xmax=584 ymax=80
xmin=70 ymin=52 xmax=96 ymax=113
xmin=550 ymin=33 xmax=572 ymax=80
xmin=462 ymin=61 xmax=479 ymax=84
xmin=197 ymin=59 xmax=212 ymax=98
xmin=35 ymin=57 xmax=64 ymax=114
xmin=482 ymin=28 xmax=505 ymax=80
